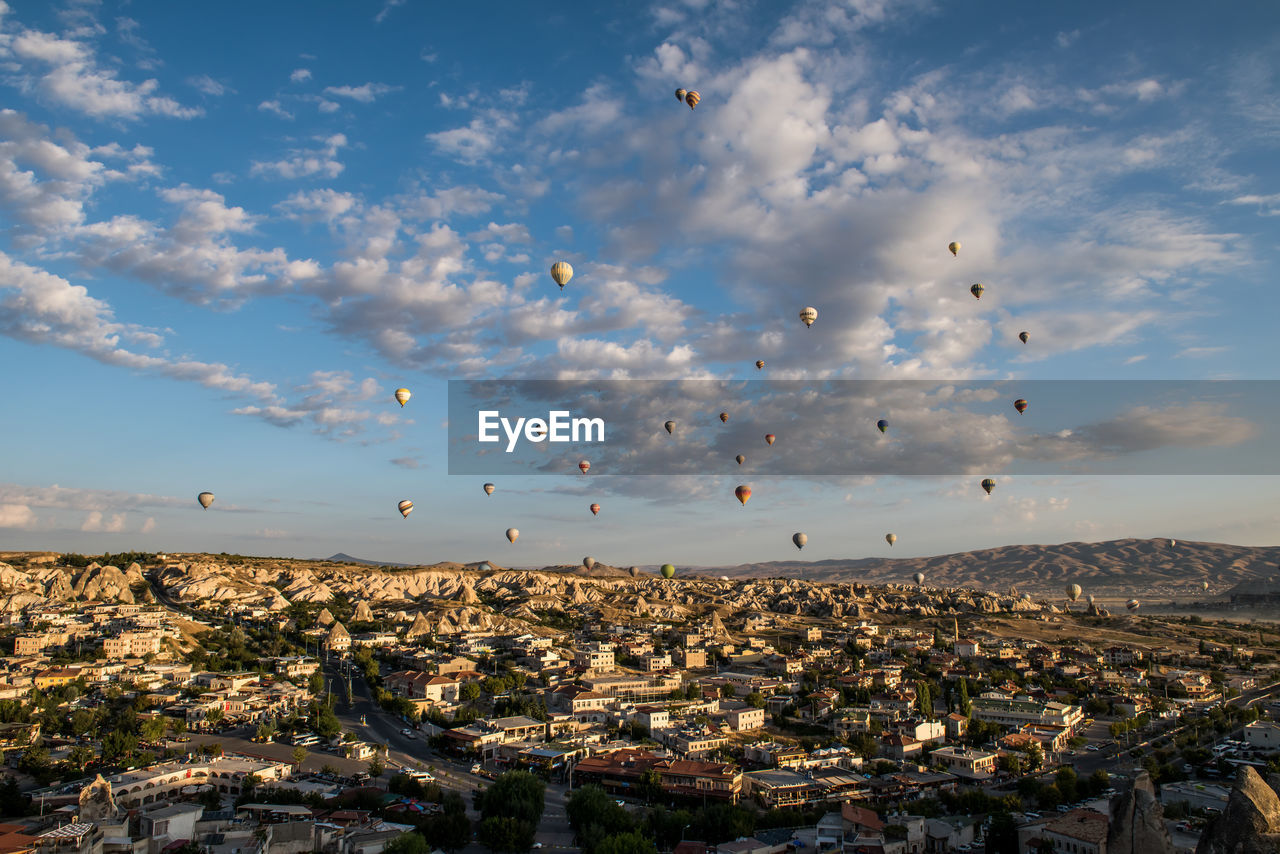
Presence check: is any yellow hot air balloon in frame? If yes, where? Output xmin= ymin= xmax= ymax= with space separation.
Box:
xmin=398 ymin=500 xmax=414 ymax=518
xmin=755 ymin=360 xmax=765 ymax=370
xmin=970 ymin=283 xmax=985 ymax=300
xmin=197 ymin=492 xmax=214 ymax=510
xmin=885 ymin=533 xmax=897 ymax=546
xmin=675 ymin=88 xmax=687 ymax=102
xmin=550 ymin=261 xmax=573 ymax=290
xmin=483 ymin=483 xmax=495 ymax=496
xmin=799 ymin=306 xmax=817 ymax=328
xmin=685 ymin=90 xmax=700 ymax=109
xmin=394 ymin=388 xmax=411 ymax=407
xmin=948 ymin=241 xmax=961 ymax=257
xmin=505 ymin=528 xmax=519 ymax=543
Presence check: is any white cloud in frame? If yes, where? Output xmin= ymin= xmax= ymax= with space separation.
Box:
xmin=5 ymin=19 xmax=199 ymax=120
xmin=289 ymin=68 xmax=312 ymax=82
xmin=81 ymin=510 xmax=126 ymax=532
xmin=0 ymin=504 xmax=36 ymax=529
xmin=258 ymin=99 xmax=293 ymax=120
xmin=323 ymin=82 xmax=400 ymax=103
xmin=141 ymin=517 xmax=156 ymax=534
xmin=250 ymin=134 xmax=347 ymax=179
xmin=189 ymin=74 xmax=232 ymax=96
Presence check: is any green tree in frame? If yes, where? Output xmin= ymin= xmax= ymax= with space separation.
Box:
xmin=477 ymin=816 xmax=535 ymax=853
xmin=310 ymin=671 xmax=326 ymax=695
xmin=916 ymin=681 xmax=932 ymax=719
xmin=460 ymin=682 xmax=482 ymax=703
xmin=957 ymin=679 xmax=971 ymax=717
xmin=478 ymin=770 xmax=545 ymax=826
xmin=0 ymin=776 xmax=29 ymax=816
xmin=745 ymin=692 xmax=765 ymax=709
xmin=67 ymin=745 xmax=95 ymax=769
xmin=385 ymin=832 xmax=430 ymax=854
xmin=140 ymin=717 xmax=167 ymax=742
xmin=291 ymin=746 xmax=308 ymax=766
xmin=986 ymin=812 xmax=1019 ymax=854
xmin=1056 ymin=766 xmax=1078 ymax=803
xmin=595 ymin=832 xmax=657 ymax=854
xmin=368 ymin=756 xmax=385 ymax=779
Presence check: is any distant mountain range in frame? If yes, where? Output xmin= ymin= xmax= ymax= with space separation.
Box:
xmin=699 ymin=538 xmax=1280 ymax=594
xmin=323 ymin=553 xmax=418 ymax=568
xmin=324 ymin=539 xmax=1280 ymax=595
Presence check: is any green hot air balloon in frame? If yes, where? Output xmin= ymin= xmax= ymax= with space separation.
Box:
xmin=877 ymin=419 xmax=888 ymax=434
xmin=660 ymin=564 xmax=676 ymax=579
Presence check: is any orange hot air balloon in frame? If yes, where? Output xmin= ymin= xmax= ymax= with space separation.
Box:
xmin=578 ymin=460 xmax=590 ymax=474
xmin=755 ymin=360 xmax=765 ymax=370
xmin=719 ymin=412 xmax=729 ymax=423
xmin=735 ymin=454 xmax=745 ymax=465
xmin=483 ymin=483 xmax=495 ymax=496
xmin=685 ymin=90 xmax=700 ymax=109
xmin=1014 ymin=399 xmax=1028 ymax=414
xmin=764 ymin=433 xmax=775 ymax=446
xmin=735 ymin=485 xmax=752 ymax=506
xmin=590 ymin=503 xmax=600 ymax=516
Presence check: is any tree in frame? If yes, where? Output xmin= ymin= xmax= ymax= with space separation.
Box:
xmin=385 ymin=832 xmax=430 ymax=854
xmin=595 ymin=832 xmax=657 ymax=854
xmin=425 ymin=810 xmax=471 ymax=853
xmin=916 ymin=681 xmax=932 ymax=719
xmin=478 ymin=816 xmax=535 ymax=853
xmin=310 ymin=671 xmax=326 ymax=695
xmin=1055 ymin=766 xmax=1078 ymax=803
xmin=291 ymin=746 xmax=308 ymax=767
xmin=460 ymin=682 xmax=482 ymax=704
xmin=997 ymin=753 xmax=1022 ymax=775
xmin=368 ymin=757 xmax=385 ymax=779
xmin=957 ymin=679 xmax=971 ymax=717
xmin=0 ymin=776 xmax=28 ymax=817
xmin=985 ymin=812 xmax=1019 ymax=854
xmin=204 ymin=707 xmax=224 ymax=727
xmin=67 ymin=745 xmax=95 ymax=769
xmin=140 ymin=717 xmax=167 ymax=742
xmin=745 ymin=692 xmax=765 ymax=709
xmin=478 ymin=770 xmax=545 ymax=825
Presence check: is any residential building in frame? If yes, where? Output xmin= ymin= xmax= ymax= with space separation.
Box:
xmin=1039 ymin=810 xmax=1109 ymax=854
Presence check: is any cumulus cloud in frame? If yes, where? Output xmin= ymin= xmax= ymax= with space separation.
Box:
xmin=2 ymin=14 xmax=199 ymax=120
xmin=0 ymin=504 xmax=37 ymax=529
xmin=81 ymin=510 xmax=126 ymax=532
xmin=323 ymin=82 xmax=400 ymax=103
xmin=251 ymin=134 xmax=347 ymax=179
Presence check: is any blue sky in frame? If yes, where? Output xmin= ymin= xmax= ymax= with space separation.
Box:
xmin=1 ymin=0 xmax=1278 ymax=566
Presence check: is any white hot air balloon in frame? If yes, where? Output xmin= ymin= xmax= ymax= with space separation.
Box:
xmin=197 ymin=492 xmax=214 ymax=510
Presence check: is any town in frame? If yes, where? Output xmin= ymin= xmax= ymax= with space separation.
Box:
xmin=0 ymin=551 xmax=1278 ymax=854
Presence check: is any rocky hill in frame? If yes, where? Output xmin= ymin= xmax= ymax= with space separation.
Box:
xmin=702 ymin=538 xmax=1280 ymax=595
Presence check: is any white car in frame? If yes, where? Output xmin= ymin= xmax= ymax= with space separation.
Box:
xmin=400 ymin=728 xmax=416 ymax=739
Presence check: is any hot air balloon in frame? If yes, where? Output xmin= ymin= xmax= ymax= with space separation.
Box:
xmin=877 ymin=419 xmax=888 ymax=434
xmin=1086 ymin=594 xmax=1096 ymax=606
xmin=948 ymin=241 xmax=961 ymax=257
xmin=793 ymin=532 xmax=807 ymax=550
xmin=483 ymin=483 xmax=496 ymax=496
xmin=478 ymin=563 xmax=491 ymax=571
xmin=1065 ymin=583 xmax=1082 ymax=602
xmin=1201 ymin=581 xmax=1209 ymax=592
xmin=394 ymin=388 xmax=411 ymax=407
xmin=981 ymin=478 xmax=996 ymax=495
xmin=755 ymin=360 xmax=765 ymax=370
xmin=799 ymin=306 xmax=818 ymax=328
xmin=664 ymin=420 xmax=675 ymax=434
xmin=506 ymin=528 xmax=519 ymax=543
xmin=1126 ymin=599 xmax=1140 ymax=612
xmin=735 ymin=454 xmax=745 ymax=465
xmin=685 ymin=90 xmax=700 ymax=109
xmin=1021 ymin=592 xmax=1032 ymax=602
xmin=397 ymin=500 xmax=414 ymax=518
xmin=550 ymin=262 xmax=573 ymax=290
xmin=197 ymin=492 xmax=214 ymax=510
xmin=735 ymin=485 xmax=752 ymax=506
xmin=970 ymin=283 xmax=985 ymax=300
xmin=913 ymin=572 xmax=925 ymax=585
xmin=765 ymin=434 xmax=775 ymax=446
xmin=661 ymin=564 xmax=676 ymax=578
xmin=590 ymin=503 xmax=600 ymax=516
xmin=583 ymin=557 xmax=596 ymax=571
xmin=720 ymin=412 xmax=729 ymax=423
xmin=885 ymin=533 xmax=897 ymax=546
xmin=675 ymin=88 xmax=687 ymax=102
xmin=1170 ymin=539 xmax=1177 ymax=547
xmin=1014 ymin=399 xmax=1028 ymax=414
xmin=579 ymin=460 xmax=590 ymax=474
xmin=1019 ymin=331 xmax=1029 ymax=344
